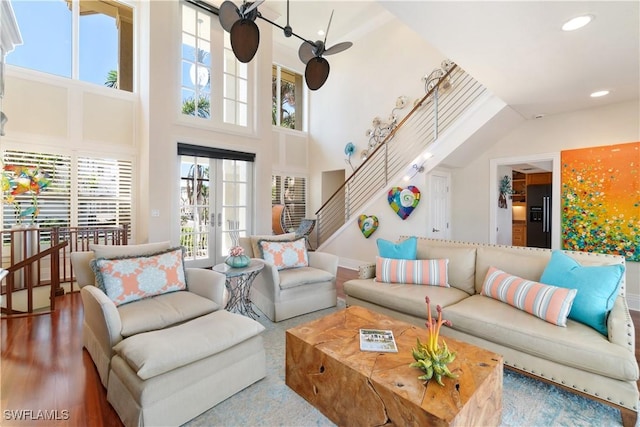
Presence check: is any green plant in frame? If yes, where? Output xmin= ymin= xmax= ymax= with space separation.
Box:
xmin=410 ymin=296 xmax=457 ymax=386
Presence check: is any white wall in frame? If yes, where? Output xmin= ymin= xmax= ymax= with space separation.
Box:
xmin=306 ymin=18 xmax=448 ymax=215
xmin=144 ymin=1 xmax=276 ymax=242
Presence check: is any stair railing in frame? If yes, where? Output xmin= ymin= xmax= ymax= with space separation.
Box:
xmin=314 ymin=63 xmax=487 ymax=246
xmin=1 ymin=240 xmax=68 ymax=315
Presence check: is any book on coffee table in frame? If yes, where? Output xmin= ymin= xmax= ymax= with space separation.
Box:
xmin=359 ymin=328 xmax=398 ymax=353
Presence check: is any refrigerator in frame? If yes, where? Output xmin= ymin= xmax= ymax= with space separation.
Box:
xmin=526 ymin=184 xmax=552 ymax=248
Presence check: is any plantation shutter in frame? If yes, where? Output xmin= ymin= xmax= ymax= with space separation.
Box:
xmin=271 ymin=174 xmax=307 ymax=232
xmin=77 ymin=157 xmax=133 ymax=228
xmin=1 ymin=150 xmax=72 ymax=232
xmin=2 ymin=150 xmax=133 ymax=239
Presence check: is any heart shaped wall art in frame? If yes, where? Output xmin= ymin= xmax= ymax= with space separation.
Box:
xmin=358 ymin=215 xmax=379 ymax=238
xmin=388 ymin=186 xmax=421 ymax=220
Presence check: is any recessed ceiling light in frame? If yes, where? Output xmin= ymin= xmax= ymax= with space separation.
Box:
xmin=317 ymin=30 xmax=325 ymax=37
xmin=562 ymin=15 xmax=594 ymax=31
xmin=590 ymin=90 xmax=610 ymax=98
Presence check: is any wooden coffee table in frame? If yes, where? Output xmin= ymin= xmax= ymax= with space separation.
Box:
xmin=286 ymin=306 xmax=503 ymax=426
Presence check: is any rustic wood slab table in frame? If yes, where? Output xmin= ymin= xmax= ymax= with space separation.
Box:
xmin=286 ymin=305 xmax=503 ymax=426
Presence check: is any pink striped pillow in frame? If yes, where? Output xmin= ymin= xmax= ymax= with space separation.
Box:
xmin=375 ymin=256 xmax=449 ymax=287
xmin=481 ymin=266 xmax=577 ymax=327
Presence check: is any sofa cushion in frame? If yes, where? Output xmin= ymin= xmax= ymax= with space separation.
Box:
xmin=481 ymin=266 xmax=576 ymax=327
xmin=344 ymin=279 xmax=470 ymax=319
xmin=118 ymin=291 xmax=219 ymax=337
xmin=91 ymin=241 xmax=171 ymax=259
xmin=91 ymin=247 xmax=187 ymax=306
xmin=279 ymin=267 xmax=334 ymax=290
xmin=443 ymin=295 xmax=639 ymax=382
xmin=377 ymin=236 xmax=417 ymax=259
xmin=258 ymin=237 xmax=308 ymax=270
xmin=540 ymin=250 xmax=625 ymax=335
xmin=113 ymin=310 xmax=265 ymax=380
xmin=375 ymin=256 xmax=449 ymax=287
xmin=417 ymin=244 xmax=476 ymax=294
xmin=475 ymin=246 xmax=551 ymax=293
xmin=248 ymin=233 xmax=296 ymax=258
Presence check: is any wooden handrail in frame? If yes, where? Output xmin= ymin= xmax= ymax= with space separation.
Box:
xmin=2 ymin=241 xmax=68 ymax=315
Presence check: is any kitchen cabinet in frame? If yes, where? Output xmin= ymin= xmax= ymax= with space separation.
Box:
xmin=512 ymin=223 xmax=526 ymax=246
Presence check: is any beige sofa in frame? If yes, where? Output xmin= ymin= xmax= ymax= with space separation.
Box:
xmin=71 ymin=242 xmax=266 ymax=427
xmin=239 ymin=234 xmax=339 ymax=322
xmin=344 ymin=237 xmax=639 ymax=426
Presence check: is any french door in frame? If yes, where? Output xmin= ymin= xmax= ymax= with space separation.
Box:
xmin=179 ymin=155 xmax=253 ymax=267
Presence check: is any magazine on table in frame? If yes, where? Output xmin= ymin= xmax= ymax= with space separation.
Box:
xmin=359 ymin=328 xmax=398 ymax=353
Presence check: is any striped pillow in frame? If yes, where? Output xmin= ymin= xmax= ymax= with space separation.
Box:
xmin=375 ymin=256 xmax=449 ymax=287
xmin=481 ymin=266 xmax=577 ymax=327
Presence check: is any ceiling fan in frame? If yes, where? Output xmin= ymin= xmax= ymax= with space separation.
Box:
xmin=219 ymin=0 xmax=265 ymax=63
xmin=298 ymin=10 xmax=353 ymax=91
xmin=218 ymin=0 xmax=352 ymax=91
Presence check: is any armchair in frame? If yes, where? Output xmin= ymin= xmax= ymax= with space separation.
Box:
xmin=239 ymin=234 xmax=339 ymax=322
xmin=70 ymin=242 xmax=267 ymax=427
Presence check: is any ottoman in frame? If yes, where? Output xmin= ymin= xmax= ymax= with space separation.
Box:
xmin=106 ymin=310 xmax=267 ymax=427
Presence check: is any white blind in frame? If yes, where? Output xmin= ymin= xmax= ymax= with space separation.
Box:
xmin=2 ymin=150 xmax=72 ymax=231
xmin=77 ymin=157 xmax=133 ymax=228
xmin=272 ymin=174 xmax=307 ymax=232
xmin=2 ymin=150 xmax=133 ymax=237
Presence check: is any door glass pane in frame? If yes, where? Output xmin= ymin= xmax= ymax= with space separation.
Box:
xmin=180 ymin=156 xmax=211 ymax=261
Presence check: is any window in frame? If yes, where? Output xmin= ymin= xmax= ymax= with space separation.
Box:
xmin=272 ymin=174 xmax=307 ymax=232
xmin=272 ymin=65 xmax=304 ymax=130
xmin=2 ymin=149 xmax=133 ymax=235
xmin=7 ymin=0 xmax=134 ymax=92
xmin=181 ymin=2 xmax=249 ymax=127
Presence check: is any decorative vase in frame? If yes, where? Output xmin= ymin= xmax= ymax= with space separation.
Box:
xmin=225 ymin=254 xmax=250 ymax=268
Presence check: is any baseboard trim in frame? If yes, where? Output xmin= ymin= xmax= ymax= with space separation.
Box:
xmin=338 ymin=257 xmax=368 ymax=270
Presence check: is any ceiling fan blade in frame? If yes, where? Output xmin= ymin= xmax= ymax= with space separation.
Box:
xmin=242 ymin=0 xmax=264 ymax=17
xmin=323 ymin=10 xmax=334 ymax=45
xmin=305 ymin=56 xmax=330 ymax=91
xmin=219 ymin=1 xmax=241 ymax=32
xmin=298 ymin=41 xmax=316 ymax=64
xmin=323 ymin=41 xmax=353 ymax=56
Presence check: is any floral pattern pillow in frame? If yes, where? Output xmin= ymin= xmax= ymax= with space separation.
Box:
xmin=91 ymin=247 xmax=187 ymax=306
xmin=258 ymin=238 xmax=308 ymax=270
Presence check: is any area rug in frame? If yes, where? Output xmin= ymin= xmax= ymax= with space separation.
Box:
xmin=184 ymin=301 xmax=626 ymax=427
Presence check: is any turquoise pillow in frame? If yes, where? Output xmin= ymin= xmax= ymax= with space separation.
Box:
xmin=540 ymin=250 xmax=625 ymax=336
xmin=376 ymin=237 xmax=417 ymax=260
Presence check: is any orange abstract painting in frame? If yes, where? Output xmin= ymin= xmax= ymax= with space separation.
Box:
xmin=561 ymin=142 xmax=640 ymax=261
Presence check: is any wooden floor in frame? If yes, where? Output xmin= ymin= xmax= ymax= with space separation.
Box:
xmin=1 ymin=266 xmax=639 ymax=427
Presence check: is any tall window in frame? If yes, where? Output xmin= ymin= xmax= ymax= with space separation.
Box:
xmin=272 ymin=174 xmax=307 ymax=232
xmin=2 ymin=149 xmax=133 ymax=234
xmin=272 ymin=65 xmax=304 ymax=130
xmin=181 ymin=5 xmax=211 ymax=118
xmin=7 ymin=0 xmax=134 ymax=92
xmin=181 ymin=2 xmax=249 ymax=127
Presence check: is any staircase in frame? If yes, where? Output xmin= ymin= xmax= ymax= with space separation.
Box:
xmin=314 ymin=62 xmax=494 ymax=247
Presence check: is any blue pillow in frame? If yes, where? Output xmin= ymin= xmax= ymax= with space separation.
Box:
xmin=540 ymin=250 xmax=625 ymax=336
xmin=376 ymin=237 xmax=417 ymax=260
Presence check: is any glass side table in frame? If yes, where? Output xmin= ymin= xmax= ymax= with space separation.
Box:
xmin=212 ymin=259 xmax=264 ymax=319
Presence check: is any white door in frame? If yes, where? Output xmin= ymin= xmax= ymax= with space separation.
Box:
xmin=429 ymin=171 xmax=451 ymax=240
xmin=179 ymin=156 xmax=252 ymax=267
